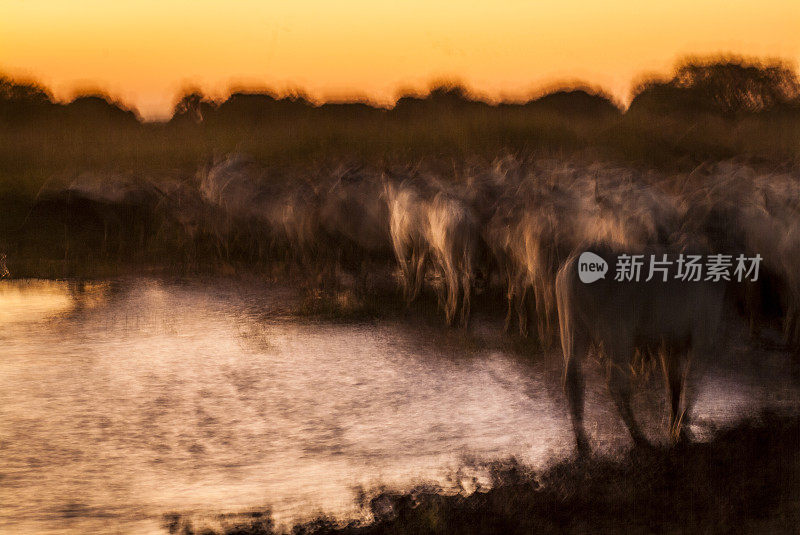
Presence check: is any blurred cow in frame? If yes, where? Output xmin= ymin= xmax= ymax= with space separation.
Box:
xmin=383 ymin=174 xmax=433 ymax=304
xmin=556 ymin=246 xmax=726 ymax=454
xmin=425 ymin=190 xmax=480 ymax=327
xmin=25 ymin=172 xmax=160 ymax=260
xmin=319 ymin=167 xmax=391 ymax=290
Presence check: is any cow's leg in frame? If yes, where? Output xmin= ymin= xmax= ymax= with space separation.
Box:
xmin=516 ymin=280 xmax=530 ymax=338
xmin=504 ymin=268 xmax=518 ymax=334
xmin=504 ymin=273 xmax=528 ymax=337
xmin=563 ymin=332 xmax=591 ymax=455
xmin=538 ymin=281 xmax=556 ymax=349
xmin=410 ymin=249 xmax=427 ymax=303
xmin=530 ymin=281 xmax=543 ymax=343
xmin=745 ymin=281 xmax=762 ymax=339
xmin=428 ymin=256 xmax=447 ymax=315
xmin=459 ymin=268 xmax=472 ymax=329
xmin=679 ymin=346 xmax=707 ymax=443
xmin=607 ymin=345 xmax=650 ymax=448
xmin=444 ymin=263 xmax=459 ymax=326
xmin=391 ymin=236 xmax=412 ymax=302
xmin=504 ymin=284 xmax=515 ymax=334
xmin=661 ymin=351 xmax=688 ymax=445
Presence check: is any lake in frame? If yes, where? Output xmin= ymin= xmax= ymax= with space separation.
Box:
xmin=1 ymin=278 xmax=797 ymax=533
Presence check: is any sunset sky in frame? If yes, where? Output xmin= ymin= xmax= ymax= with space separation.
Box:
xmin=2 ymin=0 xmax=799 ymax=120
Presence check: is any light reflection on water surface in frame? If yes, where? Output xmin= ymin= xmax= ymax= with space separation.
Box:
xmin=0 ymin=279 xmax=796 ymax=533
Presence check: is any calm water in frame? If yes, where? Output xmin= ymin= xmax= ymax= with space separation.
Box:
xmin=1 ymin=279 xmax=798 ymax=534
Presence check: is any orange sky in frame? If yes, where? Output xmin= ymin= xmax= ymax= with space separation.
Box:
xmin=2 ymin=0 xmax=799 ymax=120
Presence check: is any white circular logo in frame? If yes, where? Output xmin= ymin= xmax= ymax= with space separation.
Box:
xmin=578 ymin=252 xmax=608 ymax=283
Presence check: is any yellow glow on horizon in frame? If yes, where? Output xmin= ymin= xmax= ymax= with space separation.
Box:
xmin=2 ymin=0 xmax=799 ymax=119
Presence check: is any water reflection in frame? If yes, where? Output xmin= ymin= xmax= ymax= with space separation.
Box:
xmin=0 ymin=280 xmax=71 ymax=323
xmin=0 ymin=279 xmax=797 ymax=533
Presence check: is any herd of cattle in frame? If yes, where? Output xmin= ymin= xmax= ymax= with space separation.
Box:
xmin=20 ymin=155 xmax=800 ymax=346
xmin=15 ymin=154 xmax=800 ymax=448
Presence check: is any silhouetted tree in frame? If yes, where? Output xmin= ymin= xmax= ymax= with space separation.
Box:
xmin=629 ymin=58 xmax=800 ymax=117
xmin=171 ymin=91 xmax=216 ymax=124
xmin=392 ymin=83 xmax=484 ymax=117
xmin=524 ymin=89 xmax=621 ymax=117
xmin=316 ymin=101 xmax=383 ymax=121
xmin=0 ymin=76 xmax=50 ymax=104
xmin=210 ymin=92 xmax=312 ymax=126
xmin=0 ymin=75 xmax=55 ymax=122
xmin=674 ymin=60 xmax=799 ymax=113
xmin=63 ymin=95 xmax=139 ymax=125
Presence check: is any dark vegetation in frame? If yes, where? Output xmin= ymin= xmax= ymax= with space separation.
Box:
xmin=162 ymin=411 xmax=800 ymax=534
xmin=1 ymin=55 xmax=798 ymax=188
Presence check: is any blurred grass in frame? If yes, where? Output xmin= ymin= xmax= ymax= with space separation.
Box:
xmin=2 ymin=100 xmax=797 ymax=195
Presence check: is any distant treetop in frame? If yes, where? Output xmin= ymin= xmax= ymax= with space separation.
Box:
xmin=630 ymin=57 xmax=800 ymax=116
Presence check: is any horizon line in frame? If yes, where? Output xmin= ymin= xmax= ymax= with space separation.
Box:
xmin=3 ymin=53 xmax=796 ymax=121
